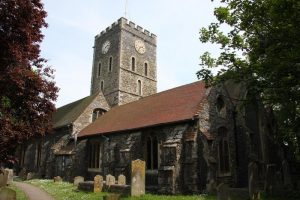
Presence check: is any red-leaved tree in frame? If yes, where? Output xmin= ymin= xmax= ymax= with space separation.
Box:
xmin=0 ymin=0 xmax=58 ymax=163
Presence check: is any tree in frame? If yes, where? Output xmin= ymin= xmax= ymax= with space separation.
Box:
xmin=0 ymin=0 xmax=58 ymax=163
xmin=198 ymin=0 xmax=300 ymax=159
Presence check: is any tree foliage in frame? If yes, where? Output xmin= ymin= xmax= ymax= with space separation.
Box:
xmin=198 ymin=0 xmax=300 ymax=158
xmin=0 ymin=0 xmax=58 ymax=163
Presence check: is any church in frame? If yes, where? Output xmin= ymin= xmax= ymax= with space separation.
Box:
xmin=15 ymin=17 xmax=280 ymax=194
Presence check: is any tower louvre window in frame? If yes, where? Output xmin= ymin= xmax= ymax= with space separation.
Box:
xmin=131 ymin=57 xmax=136 ymax=71
xmin=138 ymin=80 xmax=142 ymax=95
xmin=98 ymin=63 xmax=101 ymax=77
xmin=144 ymin=63 xmax=148 ymax=76
xmin=101 ymin=81 xmax=104 ymax=91
xmin=109 ymin=57 xmax=112 ymax=72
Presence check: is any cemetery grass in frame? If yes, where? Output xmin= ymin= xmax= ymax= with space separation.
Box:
xmin=24 ymin=179 xmax=298 ymax=200
xmin=8 ymin=184 xmax=28 ymax=200
xmin=25 ymin=179 xmax=108 ymax=200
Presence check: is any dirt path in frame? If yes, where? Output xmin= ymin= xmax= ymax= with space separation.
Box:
xmin=14 ymin=182 xmax=55 ymax=200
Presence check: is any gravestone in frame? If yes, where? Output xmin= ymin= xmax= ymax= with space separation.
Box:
xmin=131 ymin=159 xmax=145 ymax=197
xmin=0 ymin=187 xmax=16 ymax=200
xmin=5 ymin=169 xmax=13 ymax=185
xmin=53 ymin=176 xmax=62 ymax=182
xmin=103 ymin=193 xmax=121 ymax=200
xmin=217 ymin=183 xmax=229 ymax=200
xmin=282 ymin=160 xmax=292 ymax=187
xmin=0 ymin=170 xmax=8 ymax=187
xmin=106 ymin=174 xmax=115 ymax=187
xmin=118 ymin=175 xmax=126 ymax=185
xmin=94 ymin=175 xmax=103 ymax=193
xmin=248 ymin=162 xmax=260 ymax=200
xmin=74 ymin=176 xmax=84 ymax=186
xmin=264 ymin=164 xmax=276 ymax=194
xmin=26 ymin=172 xmax=36 ymax=180
xmin=18 ymin=168 xmax=26 ymax=180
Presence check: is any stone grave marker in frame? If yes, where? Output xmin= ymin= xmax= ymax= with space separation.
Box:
xmin=106 ymin=174 xmax=116 ymax=187
xmin=53 ymin=176 xmax=62 ymax=182
xmin=264 ymin=164 xmax=276 ymax=194
xmin=94 ymin=175 xmax=103 ymax=193
xmin=118 ymin=174 xmax=126 ymax=185
xmin=74 ymin=176 xmax=84 ymax=186
xmin=131 ymin=159 xmax=145 ymax=197
xmin=282 ymin=160 xmax=292 ymax=187
xmin=26 ymin=172 xmax=36 ymax=180
xmin=0 ymin=187 xmax=16 ymax=200
xmin=0 ymin=169 xmax=9 ymax=187
xmin=217 ymin=183 xmax=229 ymax=200
xmin=18 ymin=168 xmax=26 ymax=180
xmin=248 ymin=162 xmax=260 ymax=200
xmin=5 ymin=169 xmax=13 ymax=185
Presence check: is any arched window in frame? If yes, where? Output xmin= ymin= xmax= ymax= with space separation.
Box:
xmin=137 ymin=80 xmax=142 ymax=96
xmin=146 ymin=136 xmax=159 ymax=170
xmin=216 ymin=96 xmax=226 ymax=117
xmin=144 ymin=63 xmax=148 ymax=76
xmin=131 ymin=57 xmax=136 ymax=71
xmin=92 ymin=108 xmax=106 ymax=122
xmin=100 ymin=81 xmax=104 ymax=91
xmin=109 ymin=57 xmax=112 ymax=72
xmin=98 ymin=63 xmax=101 ymax=77
xmin=218 ymin=127 xmax=230 ymax=175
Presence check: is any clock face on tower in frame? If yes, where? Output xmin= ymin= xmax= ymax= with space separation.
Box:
xmin=135 ymin=40 xmax=146 ymax=54
xmin=102 ymin=40 xmax=111 ymax=54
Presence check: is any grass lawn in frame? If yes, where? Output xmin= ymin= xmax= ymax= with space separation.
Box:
xmin=24 ymin=179 xmax=299 ymax=200
xmin=24 ymin=179 xmax=214 ymax=200
xmin=8 ymin=184 xmax=28 ymax=200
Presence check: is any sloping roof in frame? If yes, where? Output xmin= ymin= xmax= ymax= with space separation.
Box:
xmin=53 ymin=93 xmax=99 ymax=129
xmin=79 ymin=81 xmax=207 ymax=138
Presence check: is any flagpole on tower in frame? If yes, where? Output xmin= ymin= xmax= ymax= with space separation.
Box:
xmin=124 ymin=0 xmax=128 ymax=18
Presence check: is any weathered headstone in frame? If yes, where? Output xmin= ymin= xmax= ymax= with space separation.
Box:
xmin=217 ymin=183 xmax=229 ymax=200
xmin=74 ymin=176 xmax=84 ymax=186
xmin=5 ymin=169 xmax=13 ymax=185
xmin=106 ymin=174 xmax=115 ymax=187
xmin=18 ymin=168 xmax=26 ymax=180
xmin=248 ymin=162 xmax=260 ymax=200
xmin=264 ymin=164 xmax=276 ymax=194
xmin=26 ymin=172 xmax=36 ymax=180
xmin=282 ymin=160 xmax=292 ymax=187
xmin=131 ymin=159 xmax=145 ymax=197
xmin=94 ymin=175 xmax=103 ymax=193
xmin=118 ymin=174 xmax=126 ymax=185
xmin=0 ymin=170 xmax=8 ymax=187
xmin=0 ymin=187 xmax=16 ymax=200
xmin=53 ymin=176 xmax=62 ymax=182
xmin=103 ymin=193 xmax=121 ymax=200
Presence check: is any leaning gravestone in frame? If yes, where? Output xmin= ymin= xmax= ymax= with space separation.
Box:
xmin=94 ymin=175 xmax=103 ymax=193
xmin=106 ymin=174 xmax=116 ymax=187
xmin=248 ymin=162 xmax=260 ymax=200
xmin=5 ymin=169 xmax=13 ymax=185
xmin=26 ymin=172 xmax=36 ymax=180
xmin=74 ymin=176 xmax=84 ymax=186
xmin=118 ymin=174 xmax=126 ymax=185
xmin=0 ymin=170 xmax=9 ymax=187
xmin=217 ymin=183 xmax=229 ymax=200
xmin=53 ymin=176 xmax=62 ymax=182
xmin=131 ymin=159 xmax=145 ymax=197
xmin=0 ymin=187 xmax=16 ymax=200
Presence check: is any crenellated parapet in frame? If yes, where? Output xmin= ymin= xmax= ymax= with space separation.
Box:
xmin=95 ymin=17 xmax=156 ymax=44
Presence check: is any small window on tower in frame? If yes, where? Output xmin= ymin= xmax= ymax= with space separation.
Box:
xmin=131 ymin=57 xmax=136 ymax=71
xmin=138 ymin=80 xmax=142 ymax=95
xmin=109 ymin=57 xmax=113 ymax=72
xmin=98 ymin=63 xmax=101 ymax=77
xmin=144 ymin=63 xmax=148 ymax=76
xmin=101 ymin=81 xmax=104 ymax=91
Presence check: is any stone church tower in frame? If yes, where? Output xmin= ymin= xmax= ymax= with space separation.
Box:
xmin=90 ymin=17 xmax=157 ymax=107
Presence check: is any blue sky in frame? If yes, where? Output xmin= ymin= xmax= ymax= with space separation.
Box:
xmin=41 ymin=0 xmax=221 ymax=107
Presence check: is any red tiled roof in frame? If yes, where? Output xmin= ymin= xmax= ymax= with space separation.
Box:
xmin=78 ymin=81 xmax=207 ymax=138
